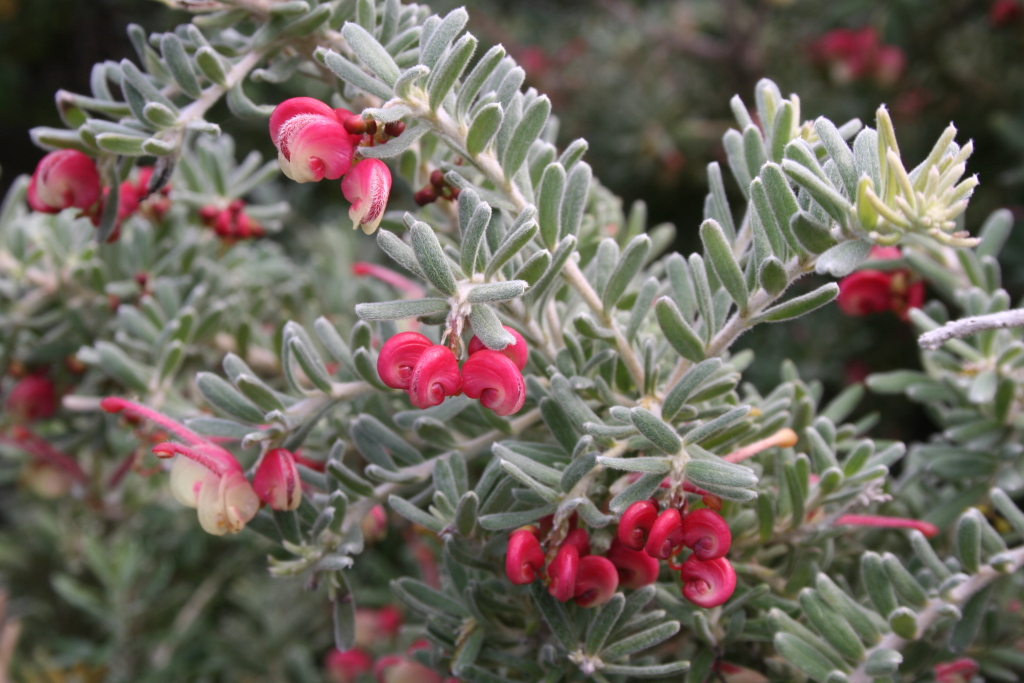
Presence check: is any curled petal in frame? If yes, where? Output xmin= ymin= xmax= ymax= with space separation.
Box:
xmin=29 ymin=150 xmax=101 ymax=212
xmin=837 ymin=270 xmax=893 ymax=316
xmin=408 ymin=345 xmax=462 ymax=409
xmin=547 ymin=542 xmax=579 ymax=602
xmin=468 ymin=326 xmax=529 ymax=370
xmin=196 ymin=469 xmax=260 ymax=536
xmin=607 ymin=538 xmax=661 ymax=589
xmin=281 ymin=117 xmax=356 ymax=183
xmin=563 ymin=527 xmax=591 ymax=557
xmin=618 ymin=499 xmax=658 ymax=551
xmin=644 ymin=508 xmax=685 ymax=560
xmin=461 ymin=349 xmax=526 ymax=416
xmin=505 ymin=528 xmax=545 ymax=585
xmin=680 ymin=555 xmax=737 ymax=608
xmin=681 ymin=508 xmax=732 ymax=561
xmin=378 ymin=332 xmax=433 ymax=390
xmin=343 ymin=159 xmax=392 ymax=234
xmin=253 ymin=448 xmax=302 ymax=511
xmin=269 ymin=97 xmax=337 ymax=147
xmin=573 ymin=555 xmax=619 ymax=608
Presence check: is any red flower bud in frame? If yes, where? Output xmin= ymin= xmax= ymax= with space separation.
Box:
xmin=324 ymin=647 xmax=374 ymax=683
xmin=383 ymin=120 xmax=406 ymax=137
xmin=573 ymin=555 xmax=619 ymax=608
xmin=618 ymin=500 xmax=659 ymax=551
xmin=563 ymin=527 xmax=591 ymax=557
xmin=362 ymin=504 xmax=388 ymax=542
xmin=342 ymin=158 xmax=392 ymax=235
xmin=681 ymin=508 xmax=732 ymax=561
xmin=27 ymin=150 xmax=101 ymax=213
xmin=547 ymin=542 xmax=579 ymax=602
xmin=377 ymin=332 xmax=433 ymax=391
xmin=269 ymin=97 xmax=356 ymax=183
xmin=679 ymin=555 xmax=737 ymax=608
xmin=408 ymin=345 xmax=462 ymax=409
xmin=461 ymin=349 xmax=526 ymax=416
xmin=606 ymin=538 xmax=660 ymax=589
xmin=414 ymin=186 xmax=438 ymax=206
xmin=934 ymin=657 xmax=979 ymax=683
xmin=5 ymin=376 xmax=57 ymax=422
xmin=468 ymin=326 xmax=529 ymax=370
xmin=506 ymin=528 xmax=545 ymax=585
xmin=644 ymin=508 xmax=685 ymax=560
xmin=253 ymin=448 xmax=301 ymax=511
xmin=429 ymin=169 xmax=446 ymax=188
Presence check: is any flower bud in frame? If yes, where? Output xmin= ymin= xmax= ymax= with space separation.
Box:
xmin=414 ymin=186 xmax=438 ymax=206
xmin=383 ymin=120 xmax=406 ymax=137
xmin=679 ymin=555 xmax=737 ymax=608
xmin=324 ymin=647 xmax=373 ymax=683
xmin=4 ymin=375 xmax=57 ymax=422
xmin=547 ymin=542 xmax=579 ymax=602
xmin=563 ymin=527 xmax=591 ymax=557
xmin=606 ymin=538 xmax=660 ymax=589
xmin=506 ymin=528 xmax=545 ymax=585
xmin=408 ymin=345 xmax=462 ymax=409
xmin=573 ymin=555 xmax=619 ymax=608
xmin=342 ymin=158 xmax=392 ymax=235
xmin=933 ymin=657 xmax=979 ymax=683
xmin=681 ymin=508 xmax=732 ymax=561
xmin=461 ymin=349 xmax=526 ymax=416
xmin=468 ymin=326 xmax=529 ymax=370
xmin=27 ymin=150 xmax=101 ymax=213
xmin=618 ymin=499 xmax=658 ymax=551
xmin=362 ymin=504 xmax=388 ymax=542
xmin=377 ymin=332 xmax=433 ymax=390
xmin=269 ymin=97 xmax=356 ymax=183
xmin=253 ymin=448 xmax=301 ymax=511
xmin=354 ymin=605 xmax=403 ymax=647
xmin=644 ymin=508 xmax=685 ymax=559
xmin=374 ymin=655 xmax=444 ymax=683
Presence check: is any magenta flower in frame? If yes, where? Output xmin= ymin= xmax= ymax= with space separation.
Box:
xmin=324 ymin=647 xmax=373 ymax=683
xmin=269 ymin=97 xmax=357 ymax=183
xmin=27 ymin=150 xmax=101 ymax=214
xmin=835 ymin=513 xmax=939 ymax=538
xmin=377 ymin=332 xmax=433 ymax=391
xmin=618 ymin=499 xmax=659 ymax=551
xmin=547 ymin=541 xmax=579 ymax=602
xmin=461 ymin=349 xmax=526 ymax=416
xmin=101 ymin=397 xmax=260 ymax=535
xmin=607 ymin=538 xmax=661 ymax=589
xmin=342 ymin=158 xmax=392 ymax=235
xmin=645 ymin=508 xmax=686 ymax=560
xmin=4 ymin=375 xmax=57 ymax=422
xmin=407 ymin=345 xmax=462 ymax=409
xmin=681 ymin=508 xmax=732 ymax=561
xmin=679 ymin=555 xmax=737 ymax=608
xmin=573 ymin=555 xmax=619 ymax=608
xmin=505 ymin=527 xmax=545 ymax=585
xmin=253 ymin=447 xmax=301 ymax=511
xmin=468 ymin=325 xmax=529 ymax=370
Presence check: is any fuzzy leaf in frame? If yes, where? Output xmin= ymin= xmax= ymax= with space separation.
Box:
xmin=753 ymin=284 xmax=839 ymax=324
xmin=355 ymin=298 xmax=449 ymax=320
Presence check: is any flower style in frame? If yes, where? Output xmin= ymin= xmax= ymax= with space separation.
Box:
xmin=269 ymin=97 xmax=358 ymax=183
xmin=681 ymin=508 xmax=732 ymax=561
xmin=342 ymin=158 xmax=392 ymax=235
xmin=377 ymin=332 xmax=433 ymax=391
xmin=606 ymin=538 xmax=661 ymax=589
xmin=645 ymin=508 xmax=686 ymax=560
xmin=252 ymin=448 xmax=301 ymax=511
xmin=408 ymin=345 xmax=462 ymax=409
xmin=468 ymin=325 xmax=529 ymax=370
xmin=835 ymin=513 xmax=939 ymax=538
xmin=573 ymin=555 xmax=619 ymax=608
xmin=461 ymin=349 xmax=526 ymax=416
xmin=618 ymin=500 xmax=659 ymax=551
xmin=27 ymin=150 xmax=101 ymax=214
xmin=679 ymin=555 xmax=737 ymax=608
xmin=505 ymin=527 xmax=545 ymax=585
xmin=547 ymin=542 xmax=579 ymax=602
xmin=100 ymin=397 xmax=260 ymax=535
xmin=4 ymin=375 xmax=57 ymax=422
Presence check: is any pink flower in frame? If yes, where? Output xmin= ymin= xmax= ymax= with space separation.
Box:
xmin=468 ymin=325 xmax=529 ymax=370
xmin=563 ymin=527 xmax=591 ymax=557
xmin=506 ymin=527 xmax=545 ymax=585
xmin=377 ymin=332 xmax=433 ymax=391
xmin=361 ymin=504 xmax=388 ymax=542
xmin=547 ymin=542 xmax=579 ymax=602
xmin=27 ymin=150 xmax=101 ymax=214
xmin=934 ymin=658 xmax=979 ymax=683
xmin=573 ymin=555 xmax=619 ymax=608
xmin=645 ymin=508 xmax=685 ymax=560
xmin=269 ymin=97 xmax=358 ymax=183
xmin=681 ymin=508 xmax=732 ymax=561
xmin=606 ymin=538 xmax=660 ymax=589
xmin=101 ymin=397 xmax=260 ymax=535
xmin=342 ymin=159 xmax=392 ymax=235
xmin=810 ymin=27 xmax=905 ymax=85
xmin=618 ymin=499 xmax=659 ymax=551
xmin=990 ymin=0 xmax=1023 ymax=26
xmin=407 ymin=345 xmax=462 ymax=409
xmin=679 ymin=555 xmax=737 ymax=608
xmin=354 ymin=605 xmax=403 ymax=648
xmin=4 ymin=375 xmax=57 ymax=422
xmin=324 ymin=647 xmax=373 ymax=683
xmin=461 ymin=349 xmax=526 ymax=416
xmin=835 ymin=514 xmax=939 ymax=538
xmin=837 ymin=247 xmax=925 ymax=320
xmin=253 ymin=448 xmax=301 ymax=511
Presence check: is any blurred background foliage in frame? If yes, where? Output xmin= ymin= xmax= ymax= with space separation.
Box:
xmin=3 ymin=0 xmax=1024 ymax=680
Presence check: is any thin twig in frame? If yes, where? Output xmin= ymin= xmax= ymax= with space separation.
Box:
xmin=917 ymin=309 xmax=1024 ymax=350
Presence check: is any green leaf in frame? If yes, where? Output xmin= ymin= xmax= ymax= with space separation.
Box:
xmin=609 ymin=472 xmax=664 ymax=514
xmin=467 ymin=103 xmax=503 ymax=156
xmin=226 ymin=81 xmax=274 ymax=119
xmin=560 ymin=162 xmax=591 ymax=241
xmin=861 ymin=552 xmax=898 ymax=618
xmin=682 ymin=407 xmax=751 ymax=445
xmin=410 ymin=222 xmax=458 ymax=295
xmin=356 ymin=122 xmax=429 ymax=159
xmin=782 ymin=160 xmax=853 ymax=225
xmin=332 ymin=571 xmax=357 ymax=651
xmin=420 ymin=7 xmax=469 ymax=69
xmin=888 ymin=607 xmax=917 ymax=639
xmin=457 ymin=44 xmax=505 ymax=120
xmin=753 ymin=283 xmax=839 ymax=324
xmin=428 ymin=33 xmax=477 ymax=111
xmin=758 ymin=256 xmax=788 ymax=296
xmin=774 ymin=632 xmax=838 ymax=683
xmin=685 ymin=458 xmax=758 ymax=491
xmin=467 ymin=281 xmax=527 ymax=303
xmin=513 ymin=250 xmax=551 ymax=287
xmin=560 ymin=452 xmax=597 ymax=492
xmin=194 ymin=46 xmax=228 ymax=86
xmin=525 ymin=235 xmax=576 ymax=304
xmin=596 ymin=456 xmax=670 ymax=474
xmin=790 ymin=211 xmax=838 ymax=254
xmin=559 ymin=138 xmax=588 ymax=170
xmin=355 ymin=298 xmax=449 ymax=320
xmin=503 ymin=95 xmax=550 ymax=177
xmin=530 ymin=582 xmax=578 ymax=651
xmin=538 ymin=162 xmax=565 ymax=249
xmin=760 ymin=163 xmax=805 ymax=258
xmin=459 ymin=192 xmax=492 ymax=275
xmin=602 ymin=661 xmax=691 ymax=678
xmin=469 ymin=305 xmax=515 ymax=349
xmin=706 ymin=162 xmax=736 ymax=239
xmin=159 ymin=34 xmax=202 ymax=98
xmin=770 ymin=100 xmax=795 ymax=163
xmin=603 ymin=234 xmax=651 ymax=311
xmin=863 ymin=649 xmax=902 ymax=677
xmin=949 ymin=584 xmax=992 ymax=653
xmin=663 ymin=358 xmax=722 ymax=419
xmin=197 ymin=372 xmax=265 ymax=423
xmin=342 ymin=22 xmax=401 ymax=86
xmin=956 ymin=509 xmax=983 ymax=574
xmin=601 ymin=621 xmax=680 ymax=661
xmin=389 ymin=494 xmax=445 ymax=533
xmin=322 ymin=49 xmax=394 ymax=100
xmin=393 ymin=577 xmax=468 ymax=617
xmin=314 ymin=317 xmax=358 ymax=378
xmin=977 ymin=208 xmax=1013 ymax=259
xmin=798 ymin=589 xmax=865 ymax=662
xmin=485 ymin=220 xmax=538 ymax=279
xmin=815 ymin=117 xmax=858 ymax=197
xmin=700 ymin=219 xmax=748 ymax=315
xmin=327 ymin=458 xmax=375 ymax=497
xmin=95 ymin=133 xmax=145 ymax=156
xmin=814 ymin=240 xmax=871 ymax=278
xmin=479 ymin=504 xmax=557 ymax=530
xmin=630 ymin=408 xmax=681 ymax=454
xmin=586 ymin=594 xmax=625 ymax=655
xmin=744 ymin=125 xmax=768 ymax=181
xmin=142 ymin=137 xmax=176 ymax=156
xmin=655 ymin=297 xmax=705 ymax=363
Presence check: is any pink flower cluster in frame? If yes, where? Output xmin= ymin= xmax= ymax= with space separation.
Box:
xmin=198 ymin=199 xmax=265 ymax=241
xmin=836 ymin=246 xmax=925 ymax=320
xmin=325 ymin=614 xmax=459 ymax=683
xmin=269 ymin=97 xmax=394 ymax=234
xmin=377 ymin=326 xmax=527 ymax=416
xmin=810 ymin=27 xmax=906 ymax=86
xmin=27 ymin=151 xmax=170 ymax=242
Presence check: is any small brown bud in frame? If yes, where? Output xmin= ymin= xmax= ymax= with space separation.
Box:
xmin=429 ymin=169 xmax=446 ymax=188
xmin=383 ymin=120 xmax=406 ymax=137
xmin=414 ymin=186 xmax=438 ymax=206
xmin=343 ymin=117 xmax=369 ymax=135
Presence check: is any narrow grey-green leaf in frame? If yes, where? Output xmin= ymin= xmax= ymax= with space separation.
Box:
xmin=655 ymin=297 xmax=705 ymax=362
xmin=770 ymin=100 xmax=795 ymax=163
xmin=160 ymin=34 xmax=202 ymax=98
xmin=707 ymin=162 xmax=736 ymax=239
xmin=389 ymin=494 xmax=445 ymax=532
xmin=814 ymin=240 xmax=872 ymax=277
xmin=467 ymin=281 xmax=527 ymax=303
xmin=685 ymin=458 xmax=758 ymax=490
xmin=457 ymin=44 xmax=505 ymax=120
xmin=467 ymin=103 xmax=503 ymax=156
xmin=723 ymin=129 xmax=751 ymax=198
xmin=753 ymin=284 xmax=838 ymax=324
xmin=503 ymin=95 xmax=550 ymax=177
xmin=682 ymin=406 xmax=751 ymax=445
xmin=700 ymin=219 xmax=748 ymax=315
xmin=774 ymin=633 xmax=836 ymax=683
xmin=761 ymin=163 xmax=806 ymax=258
xmin=485 ymin=221 xmax=538 ymax=279
xmin=460 ymin=199 xmax=491 ymax=276
xmin=782 ymin=160 xmax=853 ymax=225
xmin=194 ymin=46 xmax=228 ymax=86
xmin=197 ymin=372 xmax=265 ymax=423
xmin=411 ymin=221 xmax=458 ymax=295
xmin=355 ymin=298 xmax=449 ymax=321
xmin=603 ymin=234 xmax=651 ymax=311
xmin=601 ymin=621 xmax=680 ymax=661
xmin=322 ymin=49 xmax=394 ymax=100
xmin=469 ymin=305 xmax=515 ymax=350
xmin=758 ymin=256 xmax=788 ymax=296
xmin=560 ymin=161 xmax=591 ymax=241
xmin=428 ymin=33 xmax=477 ymax=112
xmin=513 ymin=250 xmax=550 ymax=286
xmin=538 ymin=162 xmax=565 ymax=249
xmin=342 ymin=22 xmax=401 ymax=86
xmin=663 ymin=358 xmax=722 ymax=419
xmin=815 ymin=117 xmax=858 ymax=197
xmin=586 ymin=594 xmax=625 ymax=655
xmin=530 ymin=582 xmax=578 ymax=651
xmin=630 ymin=407 xmax=681 ymax=454
xmin=791 ymin=211 xmax=838 ymax=254
xmin=419 ymin=7 xmax=469 ymax=69
xmin=609 ymin=472 xmax=665 ymax=514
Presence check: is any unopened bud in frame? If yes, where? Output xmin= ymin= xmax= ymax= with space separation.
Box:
xmin=253 ymin=448 xmax=302 ymax=511
xmin=573 ymin=555 xmax=619 ymax=608
xmin=383 ymin=120 xmax=406 ymax=137
xmin=680 ymin=555 xmax=736 ymax=608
